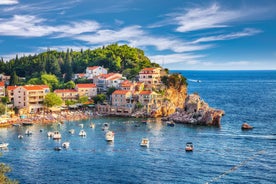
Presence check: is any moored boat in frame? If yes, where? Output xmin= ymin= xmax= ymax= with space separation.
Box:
xmin=0 ymin=143 xmax=9 ymax=149
xmin=22 ymin=122 xmax=34 ymax=126
xmin=140 ymin=138 xmax=149 ymax=147
xmin=167 ymin=121 xmax=175 ymax=127
xmin=25 ymin=129 xmax=32 ymax=136
xmin=185 ymin=142 xmax=193 ymax=152
xmin=62 ymin=141 xmax=70 ymax=148
xmin=68 ymin=129 xmax=75 ymax=134
xmin=102 ymin=123 xmax=109 ymax=131
xmin=47 ymin=131 xmax=54 ymax=137
xmin=90 ymin=122 xmax=95 ymax=129
xmin=79 ymin=130 xmax=86 ymax=137
xmin=53 ymin=131 xmax=62 ymax=140
xmin=105 ymin=131 xmax=115 ymax=142
xmin=18 ymin=135 xmax=23 ymax=139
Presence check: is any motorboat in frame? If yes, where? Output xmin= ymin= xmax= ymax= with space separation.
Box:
xmin=68 ymin=129 xmax=75 ymax=134
xmin=54 ymin=146 xmax=62 ymax=151
xmin=79 ymin=124 xmax=84 ymax=128
xmin=25 ymin=129 xmax=32 ymax=136
xmin=140 ymin=138 xmax=149 ymax=147
xmin=62 ymin=142 xmax=70 ymax=148
xmin=105 ymin=131 xmax=115 ymax=142
xmin=167 ymin=121 xmax=175 ymax=127
xmin=102 ymin=123 xmax=109 ymax=131
xmin=53 ymin=131 xmax=62 ymax=140
xmin=185 ymin=142 xmax=193 ymax=152
xmin=241 ymin=123 xmax=254 ymax=130
xmin=47 ymin=131 xmax=54 ymax=137
xmin=18 ymin=135 xmax=24 ymax=139
xmin=22 ymin=122 xmax=33 ymax=126
xmin=90 ymin=122 xmax=95 ymax=129
xmin=0 ymin=143 xmax=9 ymax=149
xmin=141 ymin=120 xmax=147 ymax=125
xmin=79 ymin=130 xmax=86 ymax=137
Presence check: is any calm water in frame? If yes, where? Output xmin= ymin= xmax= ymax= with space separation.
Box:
xmin=1 ymin=70 xmax=276 ymax=184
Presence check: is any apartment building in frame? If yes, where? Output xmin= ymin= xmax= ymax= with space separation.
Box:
xmin=75 ymin=83 xmax=97 ymax=99
xmin=0 ymin=82 xmax=5 ymax=98
xmin=85 ymin=66 xmax=107 ymax=79
xmin=54 ymin=89 xmax=78 ymax=101
xmin=139 ymin=68 xmax=162 ymax=87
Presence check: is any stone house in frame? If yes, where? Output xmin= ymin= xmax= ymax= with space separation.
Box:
xmin=54 ymin=89 xmax=78 ymax=101
xmin=85 ymin=66 xmax=107 ymax=79
xmin=139 ymin=67 xmax=162 ymax=88
xmin=0 ymin=81 xmax=5 ymax=98
xmin=75 ymin=83 xmax=97 ymax=99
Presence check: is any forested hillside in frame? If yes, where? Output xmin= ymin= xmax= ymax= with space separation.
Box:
xmin=0 ymin=44 xmax=160 ymax=83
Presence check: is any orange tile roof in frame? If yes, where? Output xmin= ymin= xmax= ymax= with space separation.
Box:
xmin=87 ymin=66 xmax=99 ymax=70
xmin=7 ymin=86 xmax=17 ymax=90
xmin=76 ymin=83 xmax=96 ymax=88
xmin=112 ymin=90 xmax=130 ymax=95
xmin=141 ymin=68 xmax=155 ymax=71
xmin=0 ymin=82 xmax=5 ymax=87
xmin=23 ymin=86 xmax=44 ymax=91
xmin=37 ymin=85 xmax=50 ymax=89
xmin=139 ymin=90 xmax=152 ymax=95
xmin=121 ymin=80 xmax=133 ymax=87
xmin=54 ymin=89 xmax=78 ymax=93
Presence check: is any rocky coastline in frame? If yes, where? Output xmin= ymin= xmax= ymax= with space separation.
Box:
xmin=161 ymin=93 xmax=225 ymax=126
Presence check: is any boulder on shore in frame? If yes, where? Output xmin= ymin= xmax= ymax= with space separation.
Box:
xmin=165 ymin=93 xmax=224 ymax=126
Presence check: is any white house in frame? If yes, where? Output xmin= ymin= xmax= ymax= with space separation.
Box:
xmin=85 ymin=66 xmax=107 ymax=79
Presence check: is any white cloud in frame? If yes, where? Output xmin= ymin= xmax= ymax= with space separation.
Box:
xmin=148 ymin=53 xmax=205 ymax=65
xmin=0 ymin=0 xmax=18 ymax=5
xmin=0 ymin=15 xmax=100 ymax=37
xmin=193 ymin=28 xmax=262 ymax=43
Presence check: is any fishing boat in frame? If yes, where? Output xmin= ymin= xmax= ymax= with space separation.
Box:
xmin=102 ymin=123 xmax=109 ymax=131
xmin=47 ymin=131 xmax=54 ymax=137
xmin=90 ymin=122 xmax=95 ymax=129
xmin=105 ymin=131 xmax=115 ymax=142
xmin=18 ymin=135 xmax=23 ymax=139
xmin=185 ymin=142 xmax=193 ymax=152
xmin=79 ymin=130 xmax=86 ymax=137
xmin=22 ymin=122 xmax=33 ymax=126
xmin=167 ymin=121 xmax=175 ymax=127
xmin=140 ymin=138 xmax=149 ymax=147
xmin=0 ymin=143 xmax=9 ymax=149
xmin=53 ymin=131 xmax=62 ymax=140
xmin=79 ymin=124 xmax=84 ymax=128
xmin=62 ymin=142 xmax=70 ymax=148
xmin=25 ymin=129 xmax=32 ymax=136
xmin=54 ymin=146 xmax=62 ymax=151
xmin=68 ymin=129 xmax=75 ymax=134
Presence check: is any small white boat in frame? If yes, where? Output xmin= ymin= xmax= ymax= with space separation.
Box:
xmin=79 ymin=124 xmax=84 ymax=128
xmin=53 ymin=131 xmax=62 ymax=140
xmin=102 ymin=123 xmax=109 ymax=131
xmin=0 ymin=143 xmax=9 ymax=149
xmin=185 ymin=142 xmax=193 ymax=152
xmin=25 ymin=129 xmax=32 ymax=136
xmin=105 ymin=131 xmax=115 ymax=142
xmin=68 ymin=129 xmax=75 ymax=134
xmin=62 ymin=142 xmax=70 ymax=148
xmin=140 ymin=138 xmax=149 ymax=147
xmin=54 ymin=146 xmax=62 ymax=151
xmin=47 ymin=131 xmax=54 ymax=137
xmin=79 ymin=130 xmax=86 ymax=137
xmin=18 ymin=135 xmax=24 ymax=139
xmin=90 ymin=123 xmax=95 ymax=129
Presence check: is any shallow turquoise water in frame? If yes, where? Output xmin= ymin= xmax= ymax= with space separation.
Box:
xmin=1 ymin=70 xmax=276 ymax=184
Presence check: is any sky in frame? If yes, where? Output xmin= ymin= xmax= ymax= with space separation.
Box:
xmin=0 ymin=0 xmax=276 ymax=70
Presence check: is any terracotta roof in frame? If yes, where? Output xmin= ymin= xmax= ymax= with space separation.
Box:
xmin=87 ymin=66 xmax=99 ymax=70
xmin=37 ymin=85 xmax=50 ymax=89
xmin=76 ymin=83 xmax=96 ymax=88
xmin=7 ymin=86 xmax=17 ymax=90
xmin=54 ymin=89 xmax=78 ymax=93
xmin=99 ymin=73 xmax=116 ymax=79
xmin=112 ymin=90 xmax=130 ymax=95
xmin=23 ymin=86 xmax=44 ymax=91
xmin=141 ymin=68 xmax=156 ymax=71
xmin=139 ymin=90 xmax=152 ymax=95
xmin=121 ymin=80 xmax=133 ymax=87
xmin=109 ymin=76 xmax=121 ymax=81
xmin=0 ymin=82 xmax=4 ymax=87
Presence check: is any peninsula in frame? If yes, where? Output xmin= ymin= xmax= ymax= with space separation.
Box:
xmin=0 ymin=44 xmax=224 ymax=126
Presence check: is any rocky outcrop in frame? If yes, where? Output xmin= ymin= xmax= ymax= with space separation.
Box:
xmin=151 ymin=85 xmax=187 ymax=118
xmin=164 ymin=93 xmax=225 ymax=126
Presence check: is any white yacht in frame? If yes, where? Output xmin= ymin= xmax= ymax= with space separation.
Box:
xmin=53 ymin=131 xmax=62 ymax=140
xmin=79 ymin=130 xmax=86 ymax=137
xmin=47 ymin=131 xmax=54 ymax=137
xmin=62 ymin=141 xmax=70 ymax=148
xmin=0 ymin=143 xmax=9 ymax=149
xmin=90 ymin=122 xmax=95 ymax=129
xmin=140 ymin=138 xmax=149 ymax=148
xmin=25 ymin=129 xmax=32 ymax=136
xmin=105 ymin=131 xmax=115 ymax=142
xmin=18 ymin=135 xmax=23 ymax=139
xmin=79 ymin=124 xmax=84 ymax=128
xmin=68 ymin=129 xmax=75 ymax=134
xmin=102 ymin=123 xmax=109 ymax=131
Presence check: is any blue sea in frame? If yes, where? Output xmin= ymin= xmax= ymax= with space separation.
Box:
xmin=1 ymin=70 xmax=276 ymax=184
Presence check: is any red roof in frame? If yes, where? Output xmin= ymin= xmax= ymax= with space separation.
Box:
xmin=112 ymin=90 xmax=130 ymax=95
xmin=54 ymin=89 xmax=78 ymax=93
xmin=139 ymin=91 xmax=152 ymax=95
xmin=121 ymin=80 xmax=133 ymax=87
xmin=76 ymin=83 xmax=96 ymax=88
xmin=7 ymin=86 xmax=17 ymax=90
xmin=141 ymin=68 xmax=155 ymax=71
xmin=23 ymin=86 xmax=44 ymax=91
xmin=87 ymin=66 xmax=99 ymax=70
xmin=0 ymin=82 xmax=5 ymax=87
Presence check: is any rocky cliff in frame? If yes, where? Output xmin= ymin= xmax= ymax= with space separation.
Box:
xmin=151 ymin=85 xmax=187 ymax=117
xmin=164 ymin=93 xmax=225 ymax=126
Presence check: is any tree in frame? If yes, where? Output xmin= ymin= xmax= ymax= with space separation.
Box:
xmin=9 ymin=71 xmax=19 ymax=85
xmin=43 ymin=93 xmax=62 ymax=108
xmin=64 ymin=80 xmax=75 ymax=89
xmin=78 ymin=96 xmax=88 ymax=104
xmin=41 ymin=74 xmax=59 ymax=91
xmin=27 ymin=78 xmax=42 ymax=85
xmin=0 ymin=158 xmax=18 ymax=184
xmin=92 ymin=94 xmax=106 ymax=104
xmin=0 ymin=103 xmax=5 ymax=115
